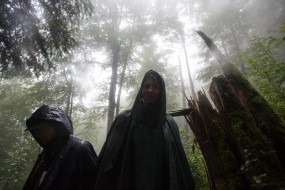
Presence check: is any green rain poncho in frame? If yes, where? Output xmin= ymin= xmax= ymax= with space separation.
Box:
xmin=95 ymin=70 xmax=195 ymax=190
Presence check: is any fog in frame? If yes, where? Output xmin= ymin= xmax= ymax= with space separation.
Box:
xmin=1 ymin=0 xmax=284 ymax=189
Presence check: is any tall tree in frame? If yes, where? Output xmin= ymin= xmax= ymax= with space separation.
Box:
xmin=178 ymin=54 xmax=186 ymax=108
xmin=181 ymin=31 xmax=197 ymax=99
xmin=81 ymin=0 xmax=157 ymax=130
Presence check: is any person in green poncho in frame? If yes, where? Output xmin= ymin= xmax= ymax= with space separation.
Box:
xmin=95 ymin=70 xmax=196 ymax=190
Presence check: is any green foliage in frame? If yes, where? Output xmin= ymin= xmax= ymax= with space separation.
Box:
xmin=1 ymin=133 xmax=39 ymax=190
xmin=240 ymin=149 xmax=269 ymax=188
xmin=0 ymin=0 xmax=93 ymax=77
xmin=0 ymin=67 xmax=101 ymax=189
xmin=180 ymin=130 xmax=209 ymax=190
xmin=243 ymin=25 xmax=285 ymax=118
xmin=1 ymin=0 xmax=284 ymax=189
xmin=196 ymin=61 xmax=222 ymax=86
xmin=0 ymin=78 xmax=41 ymax=189
xmin=73 ymin=106 xmax=106 ymax=145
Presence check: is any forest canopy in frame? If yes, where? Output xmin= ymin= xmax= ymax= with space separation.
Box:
xmin=0 ymin=0 xmax=285 ymax=189
xmin=0 ymin=0 xmax=93 ymax=77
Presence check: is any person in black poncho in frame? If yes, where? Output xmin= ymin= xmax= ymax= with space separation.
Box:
xmin=22 ymin=104 xmax=98 ymax=190
xmin=95 ymin=70 xmax=196 ymax=190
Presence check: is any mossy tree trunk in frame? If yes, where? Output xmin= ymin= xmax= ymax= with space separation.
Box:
xmin=181 ymin=31 xmax=285 ymax=189
xmin=185 ymin=70 xmax=285 ymax=189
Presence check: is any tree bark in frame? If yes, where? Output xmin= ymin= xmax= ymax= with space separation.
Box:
xmin=178 ymin=54 xmax=189 ymax=133
xmin=115 ymin=20 xmax=134 ymax=116
xmin=181 ymin=33 xmax=197 ymax=100
xmin=221 ymin=62 xmax=285 ymax=172
xmin=107 ymin=43 xmax=121 ymax=131
xmin=181 ymin=31 xmax=285 ymax=189
xmin=115 ymin=49 xmax=129 ymax=117
xmin=229 ymin=24 xmax=246 ymax=75
xmin=178 ymin=54 xmax=187 ymax=108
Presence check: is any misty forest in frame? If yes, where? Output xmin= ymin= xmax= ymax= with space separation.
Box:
xmin=1 ymin=0 xmax=285 ymax=189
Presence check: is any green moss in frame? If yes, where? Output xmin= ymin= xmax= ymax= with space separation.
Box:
xmin=210 ymin=72 xmax=285 ymax=188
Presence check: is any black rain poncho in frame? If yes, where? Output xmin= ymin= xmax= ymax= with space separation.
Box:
xmin=22 ymin=105 xmax=98 ymax=190
xmin=95 ymin=70 xmax=195 ymax=190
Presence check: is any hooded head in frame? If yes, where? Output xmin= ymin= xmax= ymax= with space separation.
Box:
xmin=26 ymin=104 xmax=73 ymax=148
xmin=131 ymin=70 xmax=166 ymax=126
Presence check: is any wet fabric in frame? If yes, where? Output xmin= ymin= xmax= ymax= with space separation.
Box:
xmin=22 ymin=105 xmax=98 ymax=190
xmin=95 ymin=70 xmax=195 ymax=190
xmin=131 ymin=120 xmax=167 ymax=190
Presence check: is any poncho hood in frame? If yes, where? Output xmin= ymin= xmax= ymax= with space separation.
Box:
xmin=26 ymin=104 xmax=73 ymax=135
xmin=131 ymin=70 xmax=166 ymax=127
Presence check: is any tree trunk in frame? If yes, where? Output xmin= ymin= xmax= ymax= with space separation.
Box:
xmin=199 ymin=30 xmax=285 ymax=171
xmin=222 ymin=62 xmax=285 ymax=172
xmin=181 ymin=33 xmax=197 ymax=100
xmin=178 ymin=54 xmax=189 ymax=133
xmin=186 ymin=90 xmax=249 ymax=190
xmin=115 ymin=21 xmax=134 ymax=116
xmin=180 ymin=31 xmax=285 ymax=189
xmin=220 ymin=37 xmax=229 ymax=59
xmin=64 ymin=72 xmax=75 ymax=133
xmin=69 ymin=81 xmax=75 ymax=118
xmin=64 ymin=71 xmax=74 ymax=118
xmin=107 ymin=43 xmax=121 ymax=131
xmin=178 ymin=54 xmax=187 ymax=108
xmin=229 ymin=24 xmax=247 ymax=75
xmin=115 ymin=49 xmax=129 ymax=117
xmin=114 ymin=15 xmax=138 ymax=117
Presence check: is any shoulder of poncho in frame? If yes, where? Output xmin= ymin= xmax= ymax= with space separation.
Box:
xmin=67 ymin=135 xmax=92 ymax=149
xmin=117 ymin=109 xmax=131 ymax=118
xmin=113 ymin=109 xmax=132 ymax=124
xmin=165 ymin=114 xmax=180 ymax=134
xmin=166 ymin=114 xmax=176 ymax=124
